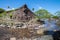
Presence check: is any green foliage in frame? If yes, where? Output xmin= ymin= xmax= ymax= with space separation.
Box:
xmin=52 ymin=16 xmax=59 ymax=19
xmin=0 ymin=12 xmax=7 ymax=17
xmin=55 ymin=11 xmax=60 ymax=17
xmin=0 ymin=8 xmax=5 ymax=13
xmin=0 ymin=14 xmax=2 ymax=17
xmin=9 ymin=13 xmax=13 ymax=19
xmin=35 ymin=9 xmax=53 ymax=19
xmin=7 ymin=6 xmax=10 ymax=8
xmin=32 ymin=8 xmax=34 ymax=11
xmin=9 ymin=13 xmax=12 ymax=16
xmin=0 ymin=9 xmax=14 ymax=17
xmin=3 ymin=12 xmax=7 ymax=16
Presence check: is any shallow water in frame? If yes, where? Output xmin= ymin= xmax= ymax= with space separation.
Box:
xmin=43 ymin=19 xmax=60 ymax=31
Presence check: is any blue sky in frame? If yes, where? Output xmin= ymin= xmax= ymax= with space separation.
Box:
xmin=0 ymin=0 xmax=60 ymax=14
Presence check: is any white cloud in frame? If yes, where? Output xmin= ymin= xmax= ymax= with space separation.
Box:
xmin=39 ymin=7 xmax=42 ymax=9
xmin=12 ymin=8 xmax=15 ymax=10
xmin=4 ymin=8 xmax=10 ymax=11
xmin=5 ymin=8 xmax=15 ymax=11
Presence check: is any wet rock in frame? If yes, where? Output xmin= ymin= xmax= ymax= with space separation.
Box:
xmin=52 ymin=31 xmax=60 ymax=40
xmin=37 ymin=19 xmax=45 ymax=24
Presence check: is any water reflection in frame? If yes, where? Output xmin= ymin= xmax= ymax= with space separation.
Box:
xmin=43 ymin=19 xmax=60 ymax=31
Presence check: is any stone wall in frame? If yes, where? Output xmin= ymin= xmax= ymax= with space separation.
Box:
xmin=10 ymin=35 xmax=53 ymax=40
xmin=12 ymin=4 xmax=35 ymax=22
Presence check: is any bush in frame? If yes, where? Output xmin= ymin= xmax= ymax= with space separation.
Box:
xmin=0 ymin=14 xmax=2 ymax=17
xmin=52 ymin=16 xmax=59 ymax=19
xmin=0 ymin=8 xmax=5 ymax=13
xmin=9 ymin=13 xmax=13 ymax=19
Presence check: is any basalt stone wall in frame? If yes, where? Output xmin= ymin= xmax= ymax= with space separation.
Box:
xmin=12 ymin=4 xmax=35 ymax=22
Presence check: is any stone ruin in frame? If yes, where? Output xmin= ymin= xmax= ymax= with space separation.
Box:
xmin=12 ymin=4 xmax=35 ymax=22
xmin=0 ymin=4 xmax=54 ymax=40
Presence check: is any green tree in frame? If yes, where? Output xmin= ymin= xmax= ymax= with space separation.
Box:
xmin=32 ymin=8 xmax=34 ymax=11
xmin=35 ymin=9 xmax=52 ymax=19
xmin=55 ymin=11 xmax=60 ymax=17
xmin=55 ymin=11 xmax=60 ymax=26
xmin=7 ymin=6 xmax=10 ymax=8
xmin=0 ymin=8 xmax=5 ymax=13
xmin=52 ymin=16 xmax=59 ymax=19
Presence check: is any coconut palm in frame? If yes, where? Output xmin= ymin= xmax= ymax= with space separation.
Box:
xmin=7 ymin=6 xmax=10 ymax=8
xmin=32 ymin=8 xmax=34 ymax=12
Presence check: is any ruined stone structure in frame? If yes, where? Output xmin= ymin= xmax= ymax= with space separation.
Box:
xmin=12 ymin=4 xmax=35 ymax=22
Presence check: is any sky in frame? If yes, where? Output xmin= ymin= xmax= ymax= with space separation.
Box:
xmin=0 ymin=0 xmax=60 ymax=14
